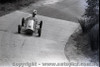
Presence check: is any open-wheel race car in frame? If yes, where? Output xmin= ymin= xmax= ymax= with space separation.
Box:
xmin=18 ymin=17 xmax=43 ymax=37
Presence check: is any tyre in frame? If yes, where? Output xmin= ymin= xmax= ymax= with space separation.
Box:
xmin=40 ymin=21 xmax=43 ymax=28
xmin=18 ymin=25 xmax=21 ymax=33
xmin=37 ymin=21 xmax=43 ymax=37
xmin=22 ymin=18 xmax=25 ymax=26
xmin=38 ymin=29 xmax=41 ymax=37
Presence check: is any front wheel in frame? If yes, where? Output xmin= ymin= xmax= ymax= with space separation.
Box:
xmin=38 ymin=29 xmax=41 ymax=37
xmin=37 ymin=21 xmax=43 ymax=37
xmin=40 ymin=21 xmax=43 ymax=28
xmin=18 ymin=25 xmax=21 ymax=33
xmin=22 ymin=18 xmax=25 ymax=26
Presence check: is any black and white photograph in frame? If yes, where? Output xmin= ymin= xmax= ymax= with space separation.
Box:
xmin=0 ymin=0 xmax=99 ymax=67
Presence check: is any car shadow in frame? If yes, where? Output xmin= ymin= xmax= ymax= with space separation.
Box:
xmin=14 ymin=32 xmax=39 ymax=37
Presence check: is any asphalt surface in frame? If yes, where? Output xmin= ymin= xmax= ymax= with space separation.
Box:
xmin=22 ymin=0 xmax=86 ymax=22
xmin=0 ymin=0 xmax=87 ymax=67
xmin=0 ymin=11 xmax=79 ymax=67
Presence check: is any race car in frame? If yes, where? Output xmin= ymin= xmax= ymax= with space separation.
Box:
xmin=18 ymin=17 xmax=43 ymax=37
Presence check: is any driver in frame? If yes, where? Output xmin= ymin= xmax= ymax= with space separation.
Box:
xmin=32 ymin=10 xmax=37 ymax=17
xmin=32 ymin=10 xmax=39 ymax=29
xmin=25 ymin=9 xmax=38 ymax=28
xmin=32 ymin=10 xmax=38 ymax=25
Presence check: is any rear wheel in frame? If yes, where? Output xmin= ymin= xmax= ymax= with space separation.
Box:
xmin=18 ymin=25 xmax=21 ymax=33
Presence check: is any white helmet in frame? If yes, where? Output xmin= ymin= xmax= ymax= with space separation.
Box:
xmin=32 ymin=10 xmax=37 ymax=15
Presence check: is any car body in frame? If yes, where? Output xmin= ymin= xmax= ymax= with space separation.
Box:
xmin=18 ymin=17 xmax=43 ymax=37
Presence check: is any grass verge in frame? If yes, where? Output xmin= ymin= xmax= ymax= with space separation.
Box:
xmin=65 ymin=27 xmax=99 ymax=65
xmin=0 ymin=0 xmax=39 ymax=16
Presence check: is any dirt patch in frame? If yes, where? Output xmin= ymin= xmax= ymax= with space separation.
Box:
xmin=65 ymin=27 xmax=99 ymax=65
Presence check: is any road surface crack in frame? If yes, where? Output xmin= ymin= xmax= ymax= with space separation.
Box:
xmin=21 ymin=39 xmax=26 ymax=48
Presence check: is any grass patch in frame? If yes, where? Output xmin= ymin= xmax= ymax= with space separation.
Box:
xmin=0 ymin=0 xmax=39 ymax=16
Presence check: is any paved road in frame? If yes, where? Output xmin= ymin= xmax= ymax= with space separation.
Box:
xmin=22 ymin=0 xmax=86 ymax=22
xmin=0 ymin=0 xmax=86 ymax=67
xmin=0 ymin=11 xmax=79 ymax=67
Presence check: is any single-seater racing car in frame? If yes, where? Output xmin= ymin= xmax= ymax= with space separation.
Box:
xmin=18 ymin=17 xmax=43 ymax=37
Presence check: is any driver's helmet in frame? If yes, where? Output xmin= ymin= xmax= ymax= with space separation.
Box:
xmin=32 ymin=10 xmax=37 ymax=16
